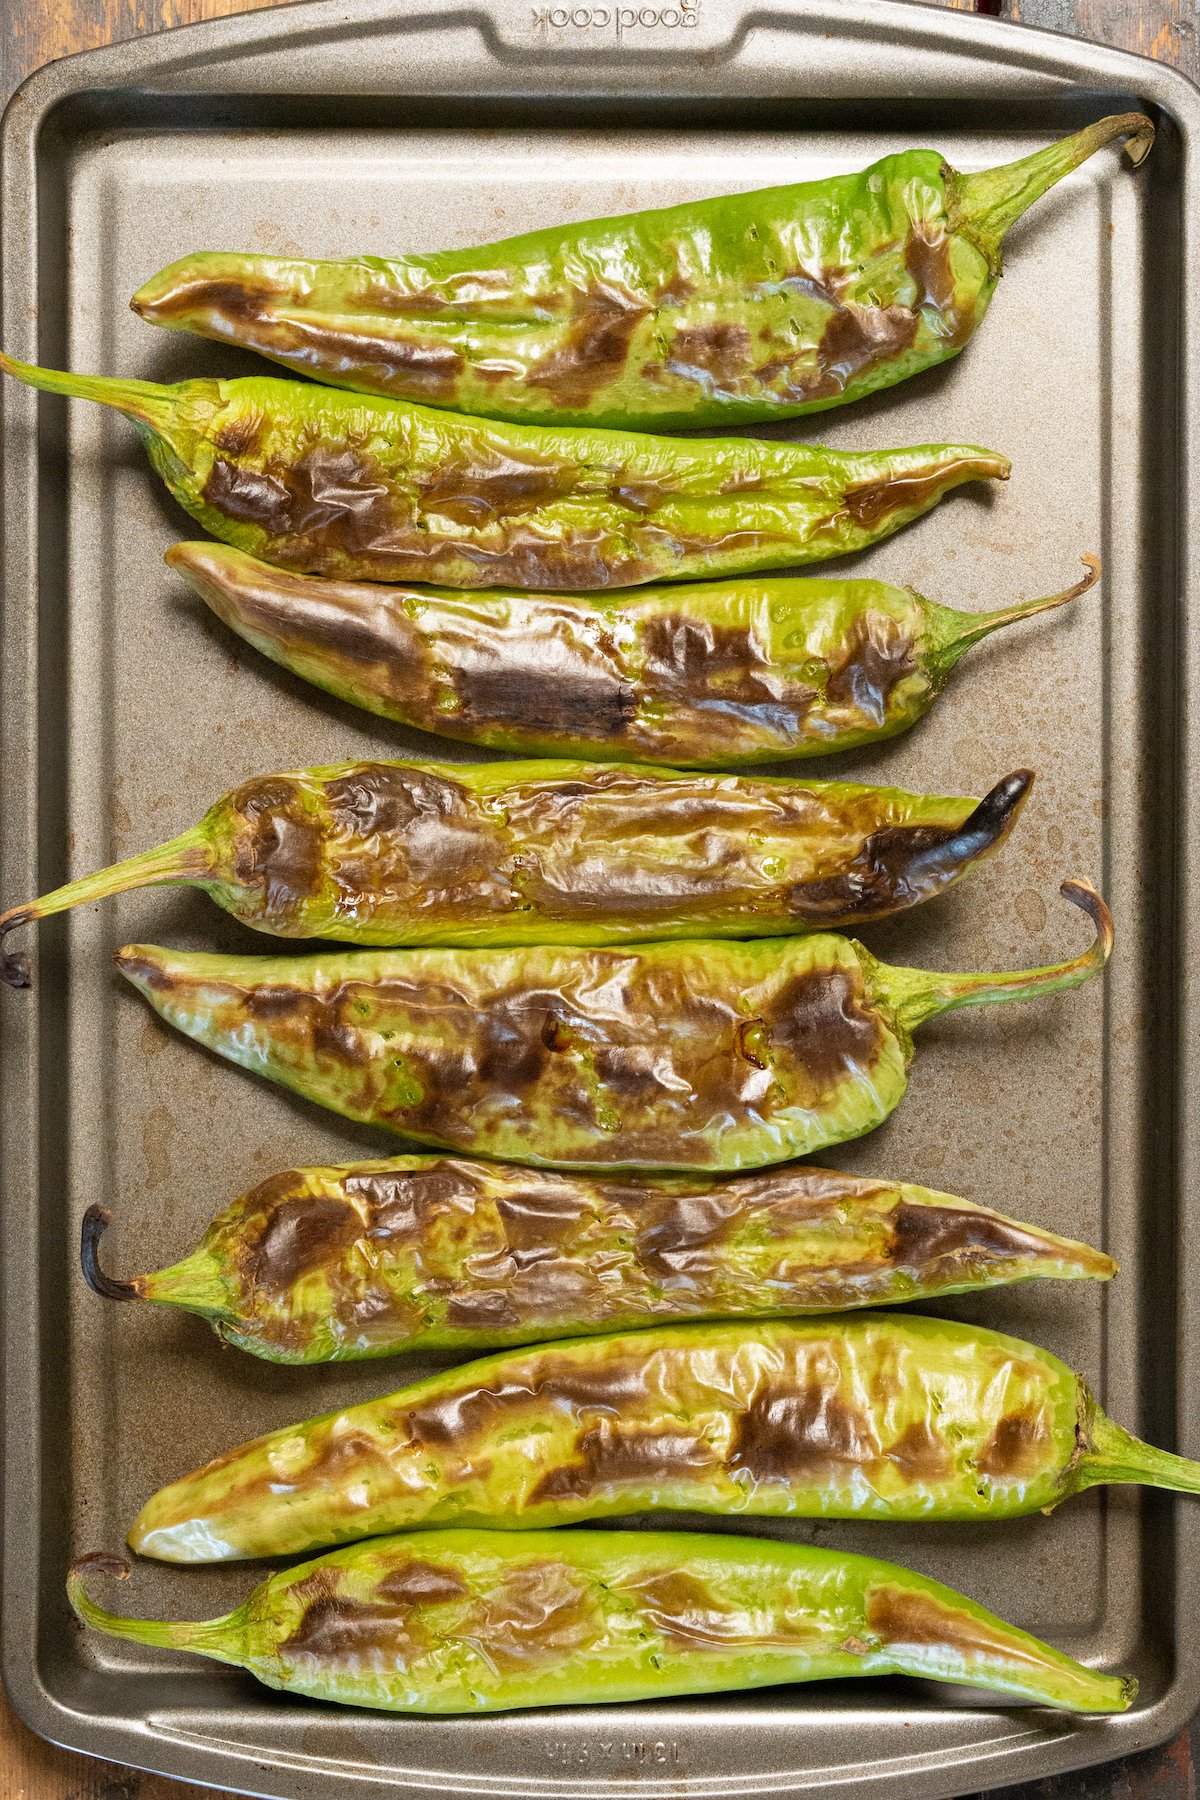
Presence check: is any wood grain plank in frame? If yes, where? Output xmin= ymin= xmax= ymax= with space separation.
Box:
xmin=0 ymin=0 xmax=1192 ymax=1794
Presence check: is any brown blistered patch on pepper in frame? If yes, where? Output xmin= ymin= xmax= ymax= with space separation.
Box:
xmin=905 ymin=227 xmax=975 ymax=351
xmin=824 ymin=612 xmax=918 ymax=726
xmin=622 ymin=1569 xmax=821 ymax=1652
xmin=729 ymin=1381 xmax=879 ymax=1485
xmin=530 ymin=1423 xmax=718 ymax=1503
xmin=281 ymin=1560 xmax=468 ymax=1664
xmin=977 ymin=1406 xmax=1054 ymax=1480
xmin=226 ymin=777 xmax=324 ymax=931
xmin=885 ymin=1421 xmax=951 ymax=1484
xmin=763 ymin=966 xmax=885 ymax=1100
xmin=243 ymin=1188 xmax=365 ymax=1294
xmin=450 ymin=1562 xmax=601 ymax=1674
xmin=888 ymin=1202 xmax=1054 ymax=1276
xmin=137 ymin=275 xmax=289 ymax=328
xmin=841 ymin=462 xmax=983 ymax=534
xmin=202 ymin=443 xmax=667 ymax=590
xmin=447 ymin=607 xmax=637 ymax=743
xmin=865 ymin=1584 xmax=1047 ymax=1674
xmin=635 ymin=1188 xmax=745 ymax=1284
xmin=525 ymin=282 xmax=653 ymax=411
xmin=665 ymin=323 xmax=755 ymax=391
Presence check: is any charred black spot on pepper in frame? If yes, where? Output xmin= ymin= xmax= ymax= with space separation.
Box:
xmin=729 ymin=1381 xmax=877 ymax=1484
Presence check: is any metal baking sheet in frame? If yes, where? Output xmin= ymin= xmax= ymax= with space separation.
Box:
xmin=2 ymin=1 xmax=1198 ymax=1794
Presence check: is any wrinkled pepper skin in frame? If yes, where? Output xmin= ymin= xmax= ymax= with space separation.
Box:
xmin=69 ymin=1528 xmax=1135 ymax=1713
xmin=0 ymin=353 xmax=1006 ymax=591
xmin=127 ymin=1315 xmax=1200 ymax=1564
xmin=129 ymin=116 xmax=1153 ymax=431
xmin=0 ymin=758 xmax=1033 ymax=985
xmin=79 ymin=1157 xmax=1116 ymax=1363
xmin=115 ymin=881 xmax=1110 ymax=1173
xmin=174 ymin=540 xmax=1097 ymax=768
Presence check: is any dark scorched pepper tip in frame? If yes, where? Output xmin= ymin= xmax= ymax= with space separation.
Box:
xmin=80 ymin=1206 xmax=142 ymax=1302
xmin=902 ymin=769 xmax=1032 ymax=887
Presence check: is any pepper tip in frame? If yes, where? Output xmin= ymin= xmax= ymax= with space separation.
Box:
xmin=0 ymin=907 xmax=33 ymax=989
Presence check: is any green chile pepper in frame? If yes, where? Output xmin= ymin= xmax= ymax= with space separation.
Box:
xmin=68 ymin=1527 xmax=1134 ymax=1713
xmin=115 ymin=881 xmax=1110 ymax=1173
xmin=127 ymin=1314 xmax=1199 ymax=1564
xmin=174 ymin=540 xmax=1097 ymax=767
xmin=129 ymin=116 xmax=1153 ymax=431
xmin=0 ymin=352 xmax=1006 ymax=590
xmin=79 ymin=1157 xmax=1115 ymax=1363
xmin=0 ymin=758 xmax=1033 ymax=986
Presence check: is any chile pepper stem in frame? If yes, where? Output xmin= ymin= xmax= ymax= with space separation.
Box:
xmin=951 ymin=113 xmax=1154 ymax=269
xmin=1076 ymin=1410 xmax=1200 ymax=1496
xmin=80 ymin=1207 xmax=142 ymax=1302
xmin=67 ymin=1555 xmax=246 ymax=1663
xmin=0 ymin=351 xmax=180 ymax=436
xmin=0 ymin=828 xmax=213 ymax=989
xmin=933 ymin=554 xmax=1101 ymax=675
xmin=881 ymin=880 xmax=1113 ymax=1035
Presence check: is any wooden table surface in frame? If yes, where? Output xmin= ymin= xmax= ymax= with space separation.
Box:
xmin=0 ymin=0 xmax=1194 ymax=1793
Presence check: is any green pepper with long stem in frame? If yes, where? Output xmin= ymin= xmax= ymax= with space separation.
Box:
xmin=127 ymin=1313 xmax=1198 ymax=1564
xmin=0 ymin=351 xmax=1006 ymax=590
xmin=174 ymin=540 xmax=1097 ymax=767
xmin=79 ymin=1156 xmax=1115 ymax=1362
xmin=0 ymin=758 xmax=1033 ymax=987
xmin=129 ymin=116 xmax=1153 ymax=431
xmin=115 ymin=880 xmax=1111 ymax=1173
xmin=68 ymin=1527 xmax=1135 ymax=1714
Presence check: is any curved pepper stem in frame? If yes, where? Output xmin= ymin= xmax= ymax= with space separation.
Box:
xmin=0 ymin=351 xmax=181 ymax=436
xmin=927 ymin=554 xmax=1100 ymax=678
xmin=80 ymin=1207 xmax=141 ymax=1302
xmin=66 ymin=1554 xmax=247 ymax=1665
xmin=1076 ymin=1410 xmax=1200 ymax=1497
xmin=951 ymin=113 xmax=1154 ymax=270
xmin=0 ymin=828 xmax=212 ymax=989
xmin=879 ymin=879 xmax=1113 ymax=1035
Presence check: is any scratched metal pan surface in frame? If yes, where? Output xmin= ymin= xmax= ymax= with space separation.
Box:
xmin=1 ymin=0 xmax=1198 ymax=1795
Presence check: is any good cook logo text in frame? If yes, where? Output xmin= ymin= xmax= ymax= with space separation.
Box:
xmin=532 ymin=0 xmax=699 ymax=35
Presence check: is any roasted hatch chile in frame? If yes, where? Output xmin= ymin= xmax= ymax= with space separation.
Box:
xmin=115 ymin=880 xmax=1111 ymax=1173
xmin=69 ymin=1528 xmax=1135 ymax=1714
xmin=0 ymin=352 xmax=1007 ymax=590
xmin=174 ymin=539 xmax=1099 ymax=767
xmin=79 ymin=1157 xmax=1116 ymax=1363
xmin=127 ymin=1313 xmax=1200 ymax=1564
xmin=0 ymin=758 xmax=1033 ymax=985
xmin=130 ymin=115 xmax=1154 ymax=431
